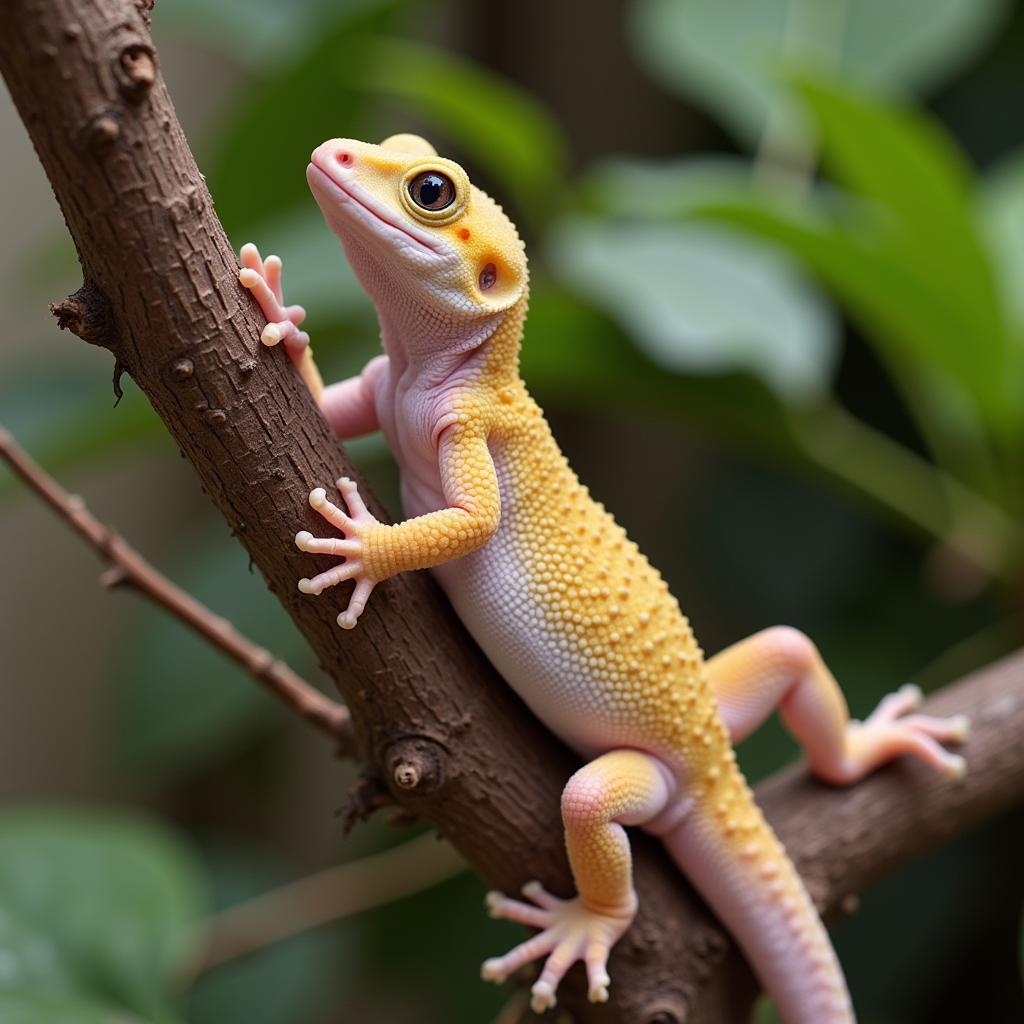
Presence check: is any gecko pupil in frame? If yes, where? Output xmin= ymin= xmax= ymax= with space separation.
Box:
xmin=409 ymin=171 xmax=454 ymax=211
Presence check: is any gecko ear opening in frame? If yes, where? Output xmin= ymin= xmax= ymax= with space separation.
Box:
xmin=379 ymin=133 xmax=437 ymax=157
xmin=475 ymin=256 xmax=526 ymax=314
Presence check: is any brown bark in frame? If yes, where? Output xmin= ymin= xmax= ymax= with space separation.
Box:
xmin=1 ymin=3 xmax=1022 ymax=1023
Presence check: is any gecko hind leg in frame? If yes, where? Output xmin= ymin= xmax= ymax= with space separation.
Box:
xmin=482 ymin=749 xmax=675 ymax=1013
xmin=707 ymin=626 xmax=969 ymax=786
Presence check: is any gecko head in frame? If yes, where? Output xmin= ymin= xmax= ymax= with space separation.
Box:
xmin=307 ymin=134 xmax=527 ymax=348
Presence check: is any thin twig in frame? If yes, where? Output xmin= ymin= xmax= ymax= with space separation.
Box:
xmin=190 ymin=831 xmax=467 ymax=975
xmin=0 ymin=424 xmax=355 ymax=754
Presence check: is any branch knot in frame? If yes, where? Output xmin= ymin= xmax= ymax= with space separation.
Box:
xmin=79 ymin=110 xmax=120 ymax=151
xmin=386 ymin=736 xmax=448 ymax=795
xmin=50 ymin=281 xmax=115 ymax=349
xmin=115 ymin=42 xmax=156 ymax=101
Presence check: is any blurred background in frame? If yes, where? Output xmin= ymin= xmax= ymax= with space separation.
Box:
xmin=1 ymin=0 xmax=1023 ymax=1021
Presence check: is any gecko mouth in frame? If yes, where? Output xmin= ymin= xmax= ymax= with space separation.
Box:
xmin=306 ymin=162 xmax=445 ymax=259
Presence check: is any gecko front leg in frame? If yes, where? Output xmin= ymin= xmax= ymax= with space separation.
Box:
xmin=296 ymin=420 xmax=501 ymax=629
xmin=295 ymin=476 xmax=381 ymax=629
xmin=238 ymin=242 xmax=324 ymax=400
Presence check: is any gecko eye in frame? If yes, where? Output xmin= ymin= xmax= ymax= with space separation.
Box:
xmin=408 ymin=171 xmax=455 ymax=211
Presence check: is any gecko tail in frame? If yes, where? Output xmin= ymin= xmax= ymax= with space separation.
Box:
xmin=660 ymin=803 xmax=855 ymax=1024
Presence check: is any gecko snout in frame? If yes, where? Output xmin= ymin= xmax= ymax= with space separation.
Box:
xmin=310 ymin=139 xmax=359 ymax=173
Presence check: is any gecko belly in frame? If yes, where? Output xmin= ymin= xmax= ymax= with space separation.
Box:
xmin=420 ymin=437 xmax=716 ymax=766
xmin=431 ymin=510 xmax=617 ymax=758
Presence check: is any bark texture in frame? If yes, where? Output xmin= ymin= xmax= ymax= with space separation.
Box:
xmin=2 ymin=3 xmax=1022 ymax=1022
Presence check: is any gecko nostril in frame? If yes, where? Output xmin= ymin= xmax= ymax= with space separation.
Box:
xmin=336 ymin=151 xmax=353 ymax=167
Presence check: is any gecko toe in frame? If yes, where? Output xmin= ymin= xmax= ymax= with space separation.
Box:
xmin=480 ymin=958 xmax=506 ymax=983
xmin=530 ymin=981 xmax=557 ymax=1013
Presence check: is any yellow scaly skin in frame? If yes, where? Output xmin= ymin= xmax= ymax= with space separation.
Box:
xmin=238 ymin=134 xmax=970 ymax=1022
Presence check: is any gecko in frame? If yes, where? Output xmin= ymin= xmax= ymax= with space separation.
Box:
xmin=237 ymin=133 xmax=970 ymax=1023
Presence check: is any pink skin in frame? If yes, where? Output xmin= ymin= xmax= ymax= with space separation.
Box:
xmin=295 ymin=477 xmax=378 ymax=629
xmin=483 ymin=750 xmax=675 ymax=1010
xmin=238 ymin=243 xmax=309 ymax=361
xmin=285 ymin=142 xmax=502 ymax=629
xmin=661 ymin=815 xmax=855 ymax=1024
xmin=483 ymin=884 xmax=629 ymax=1009
xmin=320 ymin=356 xmax=388 ymax=439
xmin=239 ymin=241 xmax=389 ymax=629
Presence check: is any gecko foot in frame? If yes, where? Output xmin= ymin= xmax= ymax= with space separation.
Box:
xmin=481 ymin=880 xmax=634 ymax=1012
xmin=830 ymin=684 xmax=970 ymax=784
xmin=295 ymin=476 xmax=380 ymax=629
xmin=238 ymin=242 xmax=309 ymax=360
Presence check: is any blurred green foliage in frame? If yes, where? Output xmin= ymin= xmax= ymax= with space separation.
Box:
xmin=0 ymin=810 xmax=201 ymax=1023
xmin=185 ymin=840 xmax=352 ymax=1024
xmin=547 ymin=216 xmax=838 ymax=398
xmin=3 ymin=0 xmax=1023 ymax=1021
xmin=110 ymin=531 xmax=320 ymax=785
xmin=631 ymin=0 xmax=1009 ymax=146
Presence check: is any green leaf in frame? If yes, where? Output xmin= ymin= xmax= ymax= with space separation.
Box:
xmin=0 ymin=809 xmax=202 ymax=1022
xmin=631 ymin=0 xmax=1008 ymax=146
xmin=792 ymin=76 xmax=973 ymax=243
xmin=109 ymin=530 xmax=322 ymax=784
xmin=359 ymin=37 xmax=569 ymax=227
xmin=699 ymin=79 xmax=1016 ymax=430
xmin=978 ymin=147 xmax=1024 ymax=331
xmin=703 ymin=201 xmax=999 ymax=409
xmin=546 ymin=217 xmax=838 ymax=400
xmin=754 ymin=994 xmax=782 ymax=1024
xmin=791 ymin=75 xmax=1006 ymax=374
xmin=0 ymin=990 xmax=145 ymax=1024
xmin=205 ymin=13 xmax=566 ymax=235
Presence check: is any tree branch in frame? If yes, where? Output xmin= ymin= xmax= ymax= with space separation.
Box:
xmin=0 ymin=423 xmax=354 ymax=752
xmin=0 ymin=0 xmax=603 ymax=1013
xmin=2 ymin=4 xmax=1022 ymax=1022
